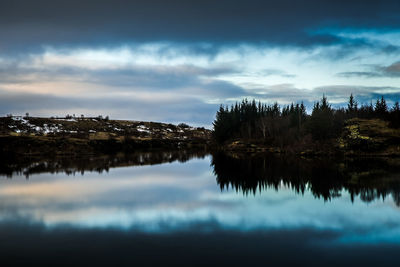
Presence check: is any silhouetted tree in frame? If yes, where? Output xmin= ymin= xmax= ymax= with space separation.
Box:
xmin=307 ymin=95 xmax=335 ymax=140
xmin=212 ymin=94 xmax=400 ymax=147
xmin=347 ymin=93 xmax=358 ymax=117
xmin=375 ymin=96 xmax=388 ymax=118
xmin=389 ymin=101 xmax=400 ymax=128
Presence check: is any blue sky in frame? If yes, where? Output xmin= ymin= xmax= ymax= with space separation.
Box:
xmin=0 ymin=0 xmax=399 ymax=126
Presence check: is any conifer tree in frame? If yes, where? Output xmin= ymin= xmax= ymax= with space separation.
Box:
xmin=375 ymin=96 xmax=388 ymax=118
xmin=347 ymin=93 xmax=358 ymax=115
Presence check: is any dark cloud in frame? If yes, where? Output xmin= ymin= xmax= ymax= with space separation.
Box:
xmin=380 ymin=45 xmax=400 ymax=54
xmin=336 ymin=71 xmax=382 ymax=78
xmin=337 ymin=61 xmax=400 ymax=78
xmin=0 ymin=0 xmax=399 ymax=53
xmin=379 ymin=61 xmax=400 ymax=77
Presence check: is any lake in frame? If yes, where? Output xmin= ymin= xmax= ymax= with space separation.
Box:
xmin=1 ymin=151 xmax=400 ymax=266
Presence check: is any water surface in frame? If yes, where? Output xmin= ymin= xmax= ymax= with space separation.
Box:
xmin=1 ymin=152 xmax=400 ymax=266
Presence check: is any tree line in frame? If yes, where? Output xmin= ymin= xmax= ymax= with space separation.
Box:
xmin=213 ymin=94 xmax=400 ymax=146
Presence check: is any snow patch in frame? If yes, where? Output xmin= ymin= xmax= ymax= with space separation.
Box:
xmin=136 ymin=125 xmax=151 ymax=134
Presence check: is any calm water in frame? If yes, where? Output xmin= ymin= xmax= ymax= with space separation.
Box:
xmin=1 ymin=151 xmax=400 ymax=266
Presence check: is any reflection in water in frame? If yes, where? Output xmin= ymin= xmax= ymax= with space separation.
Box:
xmin=212 ymin=152 xmax=400 ymax=205
xmin=1 ymin=151 xmax=400 ymax=266
xmin=0 ymin=149 xmax=208 ymax=178
xmin=1 ymin=221 xmax=399 ymax=267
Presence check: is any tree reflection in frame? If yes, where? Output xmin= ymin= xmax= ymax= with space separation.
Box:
xmin=0 ymin=149 xmax=208 ymax=178
xmin=211 ymin=152 xmax=400 ymax=205
xmin=3 ymin=149 xmax=400 ymax=206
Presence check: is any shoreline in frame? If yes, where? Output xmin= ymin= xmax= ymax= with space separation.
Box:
xmin=2 ymin=116 xmax=400 ymax=158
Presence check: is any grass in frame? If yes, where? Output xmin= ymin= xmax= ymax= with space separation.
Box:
xmin=0 ymin=116 xmax=212 ymax=156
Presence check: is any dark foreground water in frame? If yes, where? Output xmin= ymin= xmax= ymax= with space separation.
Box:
xmin=1 ymin=151 xmax=400 ymax=266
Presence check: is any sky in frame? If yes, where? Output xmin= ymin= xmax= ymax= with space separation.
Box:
xmin=0 ymin=0 xmax=400 ymax=126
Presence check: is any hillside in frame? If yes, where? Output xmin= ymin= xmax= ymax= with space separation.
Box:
xmin=0 ymin=116 xmax=211 ymax=155
xmin=339 ymin=118 xmax=400 ymax=156
xmin=222 ymin=118 xmax=400 ymax=156
xmin=2 ymin=115 xmax=400 ymax=157
xmin=212 ymin=96 xmax=400 ymax=156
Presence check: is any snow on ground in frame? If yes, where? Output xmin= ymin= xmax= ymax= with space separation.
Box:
xmin=136 ymin=125 xmax=151 ymax=134
xmin=9 ymin=117 xmax=67 ymax=134
xmin=54 ymin=118 xmax=78 ymax=122
xmin=5 ymin=117 xmax=203 ymax=137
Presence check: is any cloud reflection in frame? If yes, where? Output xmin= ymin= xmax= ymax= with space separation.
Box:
xmin=1 ymin=156 xmax=400 ymax=245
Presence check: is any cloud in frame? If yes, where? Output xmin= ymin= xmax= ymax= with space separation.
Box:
xmin=1 ymin=0 xmax=400 ymax=54
xmin=380 ymin=61 xmax=400 ymax=77
xmin=336 ymin=72 xmax=382 ymax=78
xmin=4 ymin=81 xmax=398 ymax=124
xmin=0 ymin=59 xmax=247 ymax=105
xmin=337 ymin=61 xmax=400 ymax=78
xmin=84 ymin=65 xmax=241 ymax=92
xmin=313 ymin=85 xmax=400 ymax=106
xmin=1 ymin=8 xmax=400 ymax=124
xmin=0 ymin=89 xmax=219 ymax=126
xmin=259 ymin=69 xmax=296 ymax=78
